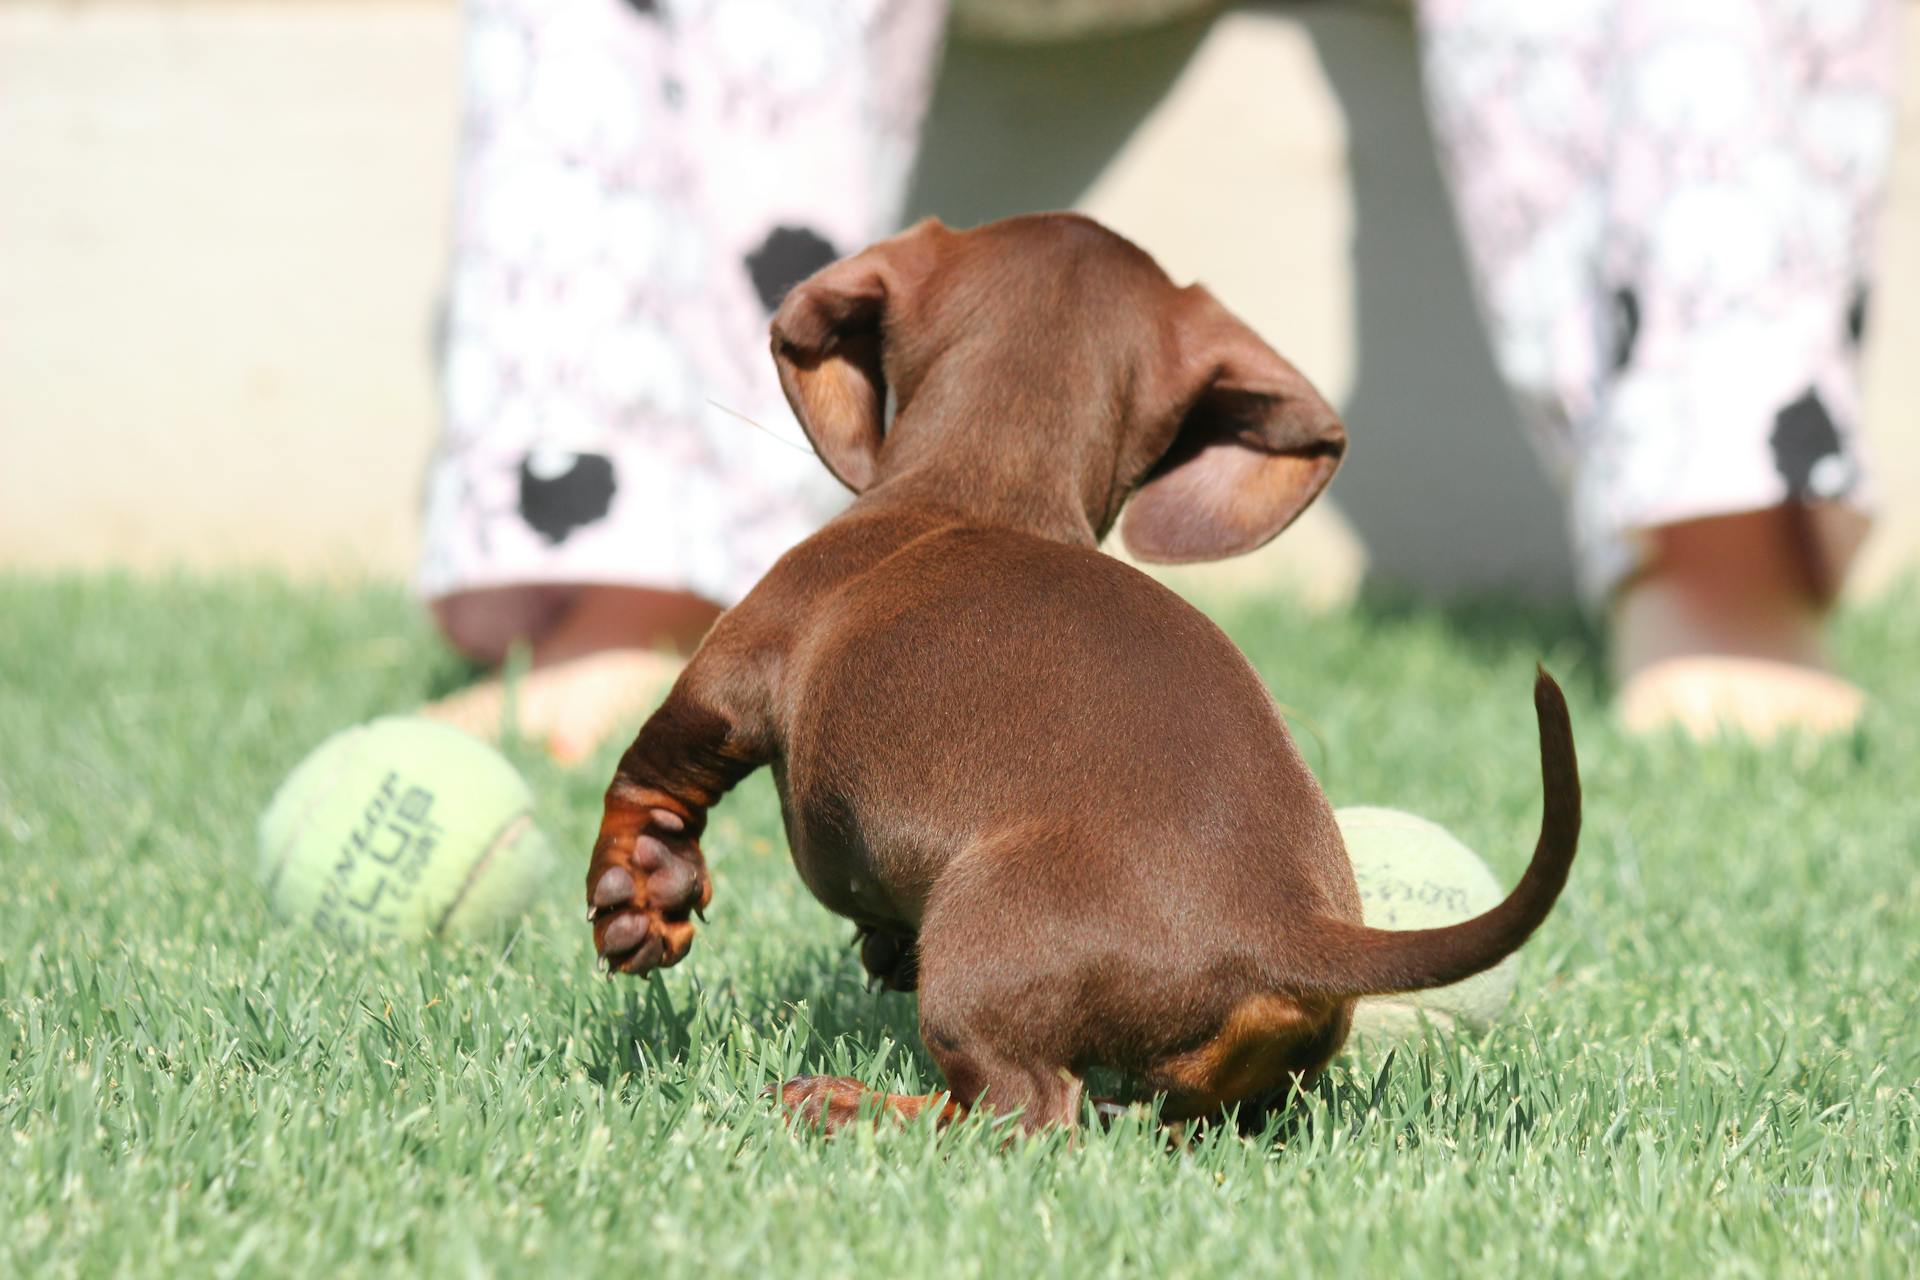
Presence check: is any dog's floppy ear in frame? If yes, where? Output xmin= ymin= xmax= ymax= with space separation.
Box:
xmin=1120 ymin=287 xmax=1347 ymax=563
xmin=769 ymin=219 xmax=946 ymax=493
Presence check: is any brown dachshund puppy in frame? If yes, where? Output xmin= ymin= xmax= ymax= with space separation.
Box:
xmin=587 ymin=214 xmax=1580 ymax=1131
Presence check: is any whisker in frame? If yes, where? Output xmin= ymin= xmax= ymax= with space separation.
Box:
xmin=705 ymin=399 xmax=816 ymax=454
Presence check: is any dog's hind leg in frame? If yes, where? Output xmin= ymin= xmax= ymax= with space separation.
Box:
xmin=771 ymin=1032 xmax=1083 ymax=1135
xmin=773 ymin=931 xmax=1087 ymax=1135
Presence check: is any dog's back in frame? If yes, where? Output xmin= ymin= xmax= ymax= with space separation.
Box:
xmin=768 ymin=508 xmax=1359 ymax=940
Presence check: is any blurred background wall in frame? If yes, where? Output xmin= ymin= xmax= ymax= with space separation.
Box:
xmin=2 ymin=0 xmax=1915 ymax=603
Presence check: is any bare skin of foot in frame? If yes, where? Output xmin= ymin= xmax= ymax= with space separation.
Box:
xmin=1611 ymin=507 xmax=1865 ymax=742
xmin=424 ymin=508 xmax=1862 ymax=755
xmin=425 ymin=586 xmax=721 ymax=765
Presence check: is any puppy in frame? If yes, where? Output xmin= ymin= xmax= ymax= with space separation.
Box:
xmin=586 ymin=214 xmax=1580 ymax=1131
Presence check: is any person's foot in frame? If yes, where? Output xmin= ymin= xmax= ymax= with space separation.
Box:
xmin=1615 ymin=654 xmax=1864 ymax=741
xmin=424 ymin=648 xmax=687 ymax=764
xmin=424 ymin=585 xmax=720 ymax=764
xmin=1609 ymin=508 xmax=1865 ymax=743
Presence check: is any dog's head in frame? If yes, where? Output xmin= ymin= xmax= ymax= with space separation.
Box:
xmin=770 ymin=213 xmax=1346 ymax=562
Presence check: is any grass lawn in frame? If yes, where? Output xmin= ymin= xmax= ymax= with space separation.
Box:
xmin=2 ymin=572 xmax=1916 ymax=1277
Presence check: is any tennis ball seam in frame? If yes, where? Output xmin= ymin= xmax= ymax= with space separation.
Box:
xmin=432 ymin=809 xmax=534 ymax=936
xmin=261 ymin=725 xmax=367 ymax=902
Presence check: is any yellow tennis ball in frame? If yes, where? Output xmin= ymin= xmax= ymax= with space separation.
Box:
xmin=258 ymin=717 xmax=554 ymax=943
xmin=1338 ymin=806 xmax=1518 ymax=1040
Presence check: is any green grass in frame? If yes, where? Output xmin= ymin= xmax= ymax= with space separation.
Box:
xmin=2 ymin=572 xmax=1917 ymax=1278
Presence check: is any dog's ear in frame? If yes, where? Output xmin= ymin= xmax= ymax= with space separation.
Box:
xmin=1120 ymin=288 xmax=1347 ymax=563
xmin=769 ymin=219 xmax=947 ymax=493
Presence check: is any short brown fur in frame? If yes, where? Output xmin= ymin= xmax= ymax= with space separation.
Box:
xmin=585 ymin=214 xmax=1582 ymax=1132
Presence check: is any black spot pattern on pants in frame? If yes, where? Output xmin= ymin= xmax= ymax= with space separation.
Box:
xmin=745 ymin=226 xmax=840 ymax=314
xmin=622 ymin=0 xmax=659 ymax=16
xmin=1847 ymin=285 xmax=1871 ymax=346
xmin=518 ymin=453 xmax=617 ymax=544
xmin=1610 ymin=286 xmax=1640 ymax=372
xmin=1769 ymin=388 xmax=1848 ymax=499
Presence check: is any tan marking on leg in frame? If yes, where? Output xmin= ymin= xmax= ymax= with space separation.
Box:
xmin=1154 ymin=993 xmax=1343 ymax=1119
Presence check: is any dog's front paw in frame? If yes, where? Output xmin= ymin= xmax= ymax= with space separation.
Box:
xmin=588 ymin=796 xmax=709 ymax=975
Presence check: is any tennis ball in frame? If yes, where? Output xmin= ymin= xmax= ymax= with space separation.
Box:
xmin=258 ymin=717 xmax=554 ymax=943
xmin=1338 ymin=806 xmax=1517 ymax=1040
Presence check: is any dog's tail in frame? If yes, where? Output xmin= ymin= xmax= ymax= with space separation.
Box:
xmin=1301 ymin=667 xmax=1581 ymax=999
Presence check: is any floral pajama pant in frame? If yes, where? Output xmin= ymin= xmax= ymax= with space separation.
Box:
xmin=1419 ymin=0 xmax=1902 ymax=600
xmin=419 ymin=0 xmax=1902 ymax=652
xmin=418 ymin=0 xmax=948 ymax=657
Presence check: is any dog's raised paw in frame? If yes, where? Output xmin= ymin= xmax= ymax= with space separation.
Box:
xmin=588 ymin=802 xmax=709 ymax=975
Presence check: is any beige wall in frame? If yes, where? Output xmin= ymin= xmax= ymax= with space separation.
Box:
xmin=0 ymin=3 xmax=457 ymax=580
xmin=2 ymin=1 xmax=1915 ymax=600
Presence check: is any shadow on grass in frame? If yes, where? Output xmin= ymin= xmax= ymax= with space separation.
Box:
xmin=1206 ymin=581 xmax=1606 ymax=711
xmin=573 ymin=946 xmax=935 ymax=1091
xmin=1352 ymin=585 xmax=1603 ymax=683
xmin=745 ymin=950 xmax=936 ymax=1069
xmin=1240 ymin=1044 xmax=1544 ymax=1151
xmin=570 ymin=942 xmax=1548 ymax=1160
xmin=572 ymin=977 xmax=704 ymax=1088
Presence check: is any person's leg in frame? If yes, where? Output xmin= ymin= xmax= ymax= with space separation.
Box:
xmin=1418 ymin=0 xmax=1901 ymax=739
xmin=427 ymin=585 xmax=722 ymax=763
xmin=1610 ymin=509 xmax=1866 ymax=738
xmin=420 ymin=0 xmax=948 ymax=761
xmin=1417 ymin=0 xmax=1617 ymax=498
xmin=1594 ymin=0 xmax=1898 ymax=738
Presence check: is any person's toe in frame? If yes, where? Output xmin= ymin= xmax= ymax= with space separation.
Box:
xmin=1616 ymin=655 xmax=1864 ymax=742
